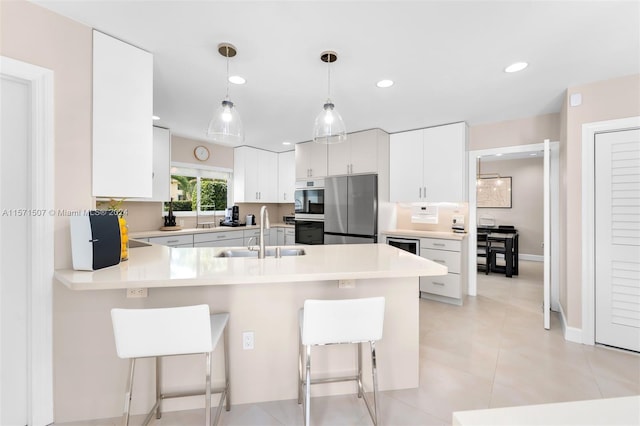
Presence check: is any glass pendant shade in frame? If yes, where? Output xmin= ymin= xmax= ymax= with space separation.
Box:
xmin=313 ymin=50 xmax=346 ymax=144
xmin=207 ymin=97 xmax=244 ymax=144
xmin=313 ymin=99 xmax=347 ymax=144
xmin=207 ymin=42 xmax=244 ymax=144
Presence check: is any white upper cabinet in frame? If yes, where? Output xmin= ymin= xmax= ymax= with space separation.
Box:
xmin=295 ymin=141 xmax=327 ymax=179
xmin=390 ymin=122 xmax=468 ymax=202
xmin=327 ymin=130 xmax=380 ymax=176
xmin=278 ymin=150 xmax=295 ymax=203
xmin=92 ymin=30 xmax=153 ymax=198
xmin=234 ymin=146 xmax=278 ymax=203
xmin=127 ymin=126 xmax=171 ymax=202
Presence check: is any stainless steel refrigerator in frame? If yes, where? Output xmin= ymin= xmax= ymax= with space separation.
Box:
xmin=324 ymin=174 xmax=378 ymax=244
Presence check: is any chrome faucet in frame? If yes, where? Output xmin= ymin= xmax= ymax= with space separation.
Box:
xmin=259 ymin=205 xmax=270 ymax=259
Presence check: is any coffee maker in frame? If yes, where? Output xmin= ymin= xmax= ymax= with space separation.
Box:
xmin=223 ymin=206 xmax=240 ymax=225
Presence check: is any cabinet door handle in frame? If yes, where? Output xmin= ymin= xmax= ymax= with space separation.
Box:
xmin=283 ymin=193 xmax=287 ymax=200
xmin=432 ymin=281 xmax=445 ymax=286
xmin=433 ymin=259 xmax=446 ymax=264
xmin=167 ymin=239 xmax=179 ymax=243
xmin=432 ymin=243 xmax=445 ymax=247
xmin=419 ymin=187 xmax=422 ymax=198
xmin=217 ymin=235 xmax=227 ymax=239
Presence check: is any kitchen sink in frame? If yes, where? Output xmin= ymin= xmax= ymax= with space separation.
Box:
xmin=216 ymin=248 xmax=306 ymax=258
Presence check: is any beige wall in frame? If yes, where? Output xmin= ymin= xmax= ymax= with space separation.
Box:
xmin=475 ymin=157 xmax=544 ymax=257
xmin=1 ymin=0 xmax=93 ymax=270
xmin=171 ymin=134 xmax=234 ymax=169
xmin=469 ymin=113 xmax=561 ymax=150
xmin=1 ymin=0 xmax=94 ymax=422
xmin=562 ymin=73 xmax=640 ymax=328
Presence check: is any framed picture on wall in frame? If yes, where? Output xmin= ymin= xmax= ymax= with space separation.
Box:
xmin=477 ymin=177 xmax=512 ymax=208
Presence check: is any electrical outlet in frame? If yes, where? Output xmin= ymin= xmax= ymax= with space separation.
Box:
xmin=126 ymin=288 xmax=148 ymax=298
xmin=452 ymin=215 xmax=465 ymax=225
xmin=242 ymin=331 xmax=254 ymax=350
xmin=338 ymin=279 xmax=355 ymax=289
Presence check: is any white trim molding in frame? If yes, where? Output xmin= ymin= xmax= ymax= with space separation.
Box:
xmin=581 ymin=116 xmax=640 ymax=346
xmin=0 ymin=56 xmax=55 ymax=426
xmin=559 ymin=302 xmax=583 ymax=344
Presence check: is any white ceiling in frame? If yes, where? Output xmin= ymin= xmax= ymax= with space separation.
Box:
xmin=31 ymin=0 xmax=640 ymax=153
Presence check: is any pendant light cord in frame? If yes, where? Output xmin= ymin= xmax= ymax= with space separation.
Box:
xmin=225 ymin=45 xmax=230 ymax=99
xmin=327 ymin=55 xmax=331 ymax=99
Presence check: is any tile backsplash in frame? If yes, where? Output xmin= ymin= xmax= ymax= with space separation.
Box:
xmin=395 ymin=202 xmax=468 ymax=233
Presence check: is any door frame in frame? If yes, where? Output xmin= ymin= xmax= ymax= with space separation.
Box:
xmin=0 ymin=56 xmax=54 ymax=425
xmin=581 ymin=116 xmax=640 ymax=345
xmin=467 ymin=142 xmax=560 ymax=313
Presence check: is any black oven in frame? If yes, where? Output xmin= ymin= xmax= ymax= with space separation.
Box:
xmin=295 ymin=179 xmax=324 ymax=216
xmin=295 ymin=220 xmax=324 ymax=245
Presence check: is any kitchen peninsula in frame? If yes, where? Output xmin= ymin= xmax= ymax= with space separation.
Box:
xmin=54 ymin=243 xmax=446 ymax=422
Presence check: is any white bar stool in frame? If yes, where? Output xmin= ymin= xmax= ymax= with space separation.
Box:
xmin=111 ymin=304 xmax=230 ymax=426
xmin=298 ymin=297 xmax=385 ymax=426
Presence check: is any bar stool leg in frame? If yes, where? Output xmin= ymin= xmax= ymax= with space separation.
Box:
xmin=297 ymin=332 xmax=303 ymax=405
xmin=224 ymin=325 xmax=231 ymax=412
xmin=304 ymin=345 xmax=312 ymax=426
xmin=123 ymin=358 xmax=136 ymax=426
xmin=357 ymin=342 xmax=363 ymax=398
xmin=370 ymin=341 xmax=379 ymax=426
xmin=156 ymin=356 xmax=162 ymax=419
xmin=205 ymin=352 xmax=212 ymax=426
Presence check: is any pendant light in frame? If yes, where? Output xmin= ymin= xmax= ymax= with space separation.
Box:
xmin=312 ymin=51 xmax=346 ymax=144
xmin=207 ymin=43 xmax=244 ymax=143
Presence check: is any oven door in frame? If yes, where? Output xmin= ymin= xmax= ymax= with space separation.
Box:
xmin=295 ymin=181 xmax=324 ymax=215
xmin=295 ymin=220 xmax=324 ymax=245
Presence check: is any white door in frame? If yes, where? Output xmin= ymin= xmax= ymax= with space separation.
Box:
xmin=543 ymin=140 xmax=551 ymax=329
xmin=0 ymin=56 xmax=54 ymax=426
xmin=595 ymin=128 xmax=640 ymax=352
xmin=0 ymin=72 xmax=30 ymax=426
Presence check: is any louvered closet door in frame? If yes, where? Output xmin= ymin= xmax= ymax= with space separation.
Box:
xmin=595 ymin=128 xmax=640 ymax=352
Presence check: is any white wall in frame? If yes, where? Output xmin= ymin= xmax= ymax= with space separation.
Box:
xmin=477 ymin=156 xmax=544 ymax=257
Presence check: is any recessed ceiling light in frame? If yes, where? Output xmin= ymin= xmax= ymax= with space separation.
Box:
xmin=152 ymin=115 xmax=160 ymax=121
xmin=504 ymin=62 xmax=528 ymax=73
xmin=282 ymin=141 xmax=291 ymax=146
xmin=228 ymin=75 xmax=246 ymax=84
xmin=495 ymin=153 xmax=503 ymax=157
xmin=376 ymin=79 xmax=394 ymax=88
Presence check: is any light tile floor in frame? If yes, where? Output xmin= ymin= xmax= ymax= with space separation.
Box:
xmin=59 ymin=261 xmax=639 ymax=425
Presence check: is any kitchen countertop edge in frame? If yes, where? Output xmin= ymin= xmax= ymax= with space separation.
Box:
xmin=383 ymin=229 xmax=467 ymax=241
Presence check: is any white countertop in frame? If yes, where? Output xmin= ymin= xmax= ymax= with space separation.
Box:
xmin=55 ymin=243 xmax=448 ymax=290
xmin=453 ymin=396 xmax=640 ymax=425
xmin=383 ymin=229 xmax=468 ymax=241
xmin=130 ymin=223 xmax=294 ymax=239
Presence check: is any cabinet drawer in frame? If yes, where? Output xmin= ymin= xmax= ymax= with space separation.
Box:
xmin=194 ymin=231 xmax=242 ymax=244
xmin=420 ymin=248 xmax=461 ymax=274
xmin=244 ymin=229 xmax=269 ymax=238
xmin=194 ymin=238 xmax=244 ymax=248
xmin=420 ymin=273 xmax=461 ymax=298
xmin=420 ymin=238 xmax=461 ymax=252
xmin=149 ymin=234 xmax=193 ymax=247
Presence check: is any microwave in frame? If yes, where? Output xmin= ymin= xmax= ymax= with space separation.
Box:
xmin=294 ymin=179 xmax=324 ymax=218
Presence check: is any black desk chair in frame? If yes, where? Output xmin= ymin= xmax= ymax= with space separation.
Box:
xmin=489 ymin=233 xmax=519 ymax=276
xmin=477 ymin=233 xmax=491 ymax=275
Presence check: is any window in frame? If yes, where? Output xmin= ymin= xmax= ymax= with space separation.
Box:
xmin=164 ymin=164 xmax=232 ymax=215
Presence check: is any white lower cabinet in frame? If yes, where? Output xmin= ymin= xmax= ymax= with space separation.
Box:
xmin=148 ymin=234 xmax=194 ymax=248
xmin=243 ymin=229 xmax=270 ymax=246
xmin=193 ymin=231 xmax=244 ymax=248
xmin=285 ymin=228 xmax=295 ymax=245
xmin=419 ymin=237 xmax=467 ymax=305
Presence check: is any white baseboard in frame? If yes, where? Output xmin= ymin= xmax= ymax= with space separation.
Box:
xmin=559 ymin=303 xmax=583 ymax=344
xmin=519 ymin=254 xmax=543 ymax=262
